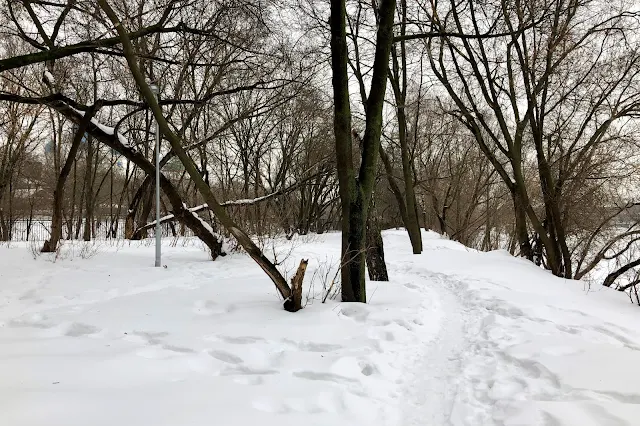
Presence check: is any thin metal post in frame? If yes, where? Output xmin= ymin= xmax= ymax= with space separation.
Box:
xmin=150 ymin=84 xmax=161 ymax=267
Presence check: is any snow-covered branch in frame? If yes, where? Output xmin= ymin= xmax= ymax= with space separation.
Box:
xmin=133 ymin=176 xmax=318 ymax=236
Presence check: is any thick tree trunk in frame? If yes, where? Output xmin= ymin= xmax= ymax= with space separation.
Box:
xmin=0 ymin=208 xmax=8 ymax=241
xmin=330 ymin=0 xmax=396 ymax=303
xmin=537 ymin=156 xmax=572 ymax=277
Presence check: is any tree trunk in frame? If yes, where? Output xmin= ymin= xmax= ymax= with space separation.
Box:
xmin=603 ymin=258 xmax=640 ymax=289
xmin=74 ymin=176 xmax=85 ymax=240
xmin=330 ymin=0 xmax=396 ymax=303
xmin=285 ymin=259 xmax=308 ymax=312
xmin=512 ymin=191 xmax=533 ymax=260
xmin=134 ymin=186 xmax=154 ymax=239
xmin=67 ymin=160 xmax=77 ymax=239
xmin=366 ymin=212 xmax=389 ymax=281
xmin=0 ymin=208 xmax=7 ymax=241
xmin=43 ymin=107 xmax=96 ymax=252
xmin=125 ymin=178 xmax=150 ymax=239
xmin=389 ymin=11 xmax=422 ymax=254
xmin=82 ymin=135 xmax=94 ymax=241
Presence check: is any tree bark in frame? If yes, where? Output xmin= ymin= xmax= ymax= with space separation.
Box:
xmin=134 ymin=185 xmax=154 ymax=239
xmin=512 ymin=190 xmax=533 ymax=260
xmin=285 ymin=259 xmax=308 ymax=312
xmin=366 ymin=212 xmax=389 ymax=281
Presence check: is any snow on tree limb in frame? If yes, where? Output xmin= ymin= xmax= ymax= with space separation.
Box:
xmin=134 ymin=175 xmax=319 ymax=236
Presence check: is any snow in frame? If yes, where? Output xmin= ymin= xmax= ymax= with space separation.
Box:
xmin=189 ymin=209 xmax=215 ymax=235
xmin=144 ymin=196 xmax=285 ymax=231
xmin=67 ymin=105 xmax=132 ymax=148
xmin=147 ymin=213 xmax=177 ymax=227
xmin=1 ymin=230 xmax=639 ymax=425
xmin=88 ymin=118 xmax=131 ymax=148
xmin=146 ymin=193 xmax=289 ymax=231
xmin=144 ymin=204 xmax=209 ymax=229
xmin=43 ymin=70 xmax=55 ymax=85
xmin=221 ymin=193 xmax=276 ymax=206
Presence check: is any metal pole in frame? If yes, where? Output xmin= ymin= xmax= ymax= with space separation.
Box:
xmin=150 ymin=84 xmax=161 ymax=267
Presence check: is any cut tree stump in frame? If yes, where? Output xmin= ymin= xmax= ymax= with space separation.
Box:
xmin=284 ymin=259 xmax=308 ymax=312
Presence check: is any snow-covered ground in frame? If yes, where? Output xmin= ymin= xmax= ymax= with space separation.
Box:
xmin=1 ymin=230 xmax=639 ymax=425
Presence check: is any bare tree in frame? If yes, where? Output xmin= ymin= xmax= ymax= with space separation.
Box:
xmin=426 ymin=0 xmax=640 ymax=278
xmin=330 ymin=0 xmax=396 ymax=302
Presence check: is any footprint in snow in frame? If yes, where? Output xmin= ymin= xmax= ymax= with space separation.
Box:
xmin=221 ymin=365 xmax=278 ymax=385
xmin=332 ymin=356 xmax=379 ymax=378
xmin=219 ymin=335 xmax=265 ymax=344
xmin=221 ymin=365 xmax=277 ymax=376
xmin=208 ymin=350 xmax=243 ymax=364
xmin=293 ymin=371 xmax=357 ymax=383
xmin=360 ymin=361 xmax=377 ymax=376
xmin=368 ymin=327 xmax=396 ymax=342
xmin=65 ymin=322 xmax=101 ymax=337
xmin=162 ymin=344 xmax=194 ymax=353
xmin=339 ymin=305 xmax=370 ymax=322
xmin=377 ymin=318 xmax=414 ymax=331
xmin=284 ymin=339 xmax=343 ymax=353
xmin=193 ymin=300 xmax=235 ymax=315
xmin=254 ymin=393 xmax=344 ymax=414
xmin=9 ymin=313 xmax=54 ymax=329
xmin=18 ymin=289 xmax=42 ymax=303
xmin=130 ymin=330 xmax=169 ymax=345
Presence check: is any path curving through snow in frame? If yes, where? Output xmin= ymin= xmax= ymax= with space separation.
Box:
xmin=394 ymin=267 xmax=469 ymax=426
xmin=386 ymin=230 xmax=640 ymax=426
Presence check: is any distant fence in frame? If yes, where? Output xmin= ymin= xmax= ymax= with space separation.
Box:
xmin=6 ymin=218 xmax=195 ymax=242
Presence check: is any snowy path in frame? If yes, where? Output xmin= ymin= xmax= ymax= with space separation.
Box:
xmin=388 ymin=233 xmax=640 ymax=426
xmin=395 ymin=268 xmax=468 ymax=426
